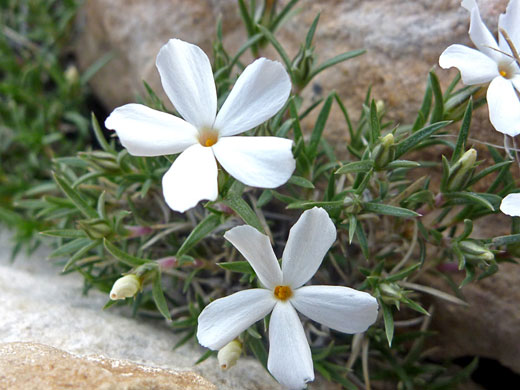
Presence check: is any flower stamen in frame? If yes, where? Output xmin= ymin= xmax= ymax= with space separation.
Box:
xmin=274 ymin=285 xmax=293 ymax=301
xmin=198 ymin=127 xmax=219 ymax=147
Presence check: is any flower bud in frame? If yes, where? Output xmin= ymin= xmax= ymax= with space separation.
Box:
xmin=379 ymin=282 xmax=404 ymax=305
xmin=374 ymin=133 xmax=395 ymax=170
xmin=110 ymin=274 xmax=141 ymax=300
xmin=459 ymin=240 xmax=494 ymax=262
xmin=446 ymin=149 xmax=477 ymax=192
xmin=217 ymin=339 xmax=242 ymax=371
xmin=77 ymin=218 xmax=112 ymax=240
xmin=65 ymin=65 xmax=79 ymax=84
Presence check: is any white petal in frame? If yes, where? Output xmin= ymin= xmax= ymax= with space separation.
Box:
xmin=212 ymin=136 xmax=295 ymax=188
xmin=461 ymin=0 xmax=502 ymax=61
xmin=282 ymin=208 xmax=336 ymax=289
xmin=156 ymin=39 xmax=217 ymax=129
xmin=214 ymin=58 xmax=291 ymax=137
xmin=487 ymin=77 xmax=520 ymax=136
xmin=197 ymin=289 xmax=275 ymax=350
xmin=500 ymin=193 xmax=520 ymax=216
xmin=268 ymin=302 xmax=314 ymax=390
xmin=224 ymin=225 xmax=283 ymax=289
xmin=162 ymin=144 xmax=218 ymax=212
xmin=292 ymin=286 xmax=379 ymax=334
xmin=512 ymin=74 xmax=520 ymax=92
xmin=498 ymin=0 xmax=520 ymax=54
xmin=439 ymin=44 xmax=499 ymax=85
xmin=105 ymin=104 xmax=198 ymax=156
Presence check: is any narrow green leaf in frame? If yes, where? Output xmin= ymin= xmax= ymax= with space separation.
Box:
xmin=153 ymin=274 xmax=172 ymax=321
xmin=412 ymin=79 xmax=432 ymax=132
xmin=218 ymin=261 xmax=255 ymax=275
xmin=469 ymin=160 xmax=512 ymax=186
xmin=335 ymin=160 xmax=374 ymax=174
xmin=305 ymin=14 xmax=320 ymax=48
xmin=53 ymin=172 xmax=98 ymax=218
xmin=386 ymin=263 xmax=421 ymax=283
xmin=49 ymin=238 xmax=91 ymax=258
xmin=63 ymin=240 xmax=100 ymax=271
xmin=429 ymin=71 xmax=444 ymax=123
xmin=356 ymin=222 xmax=369 ymax=259
xmin=443 ymin=192 xmax=495 ymax=211
xmin=268 ymin=0 xmax=299 ymax=32
xmin=176 ymin=214 xmax=221 ymax=257
xmin=103 ymin=238 xmax=149 ymax=266
xmin=492 ymin=234 xmax=520 ymax=246
xmin=363 ymin=202 xmax=421 ymax=218
xmin=91 ymin=112 xmax=113 ymax=152
xmin=224 ymin=196 xmax=264 ymax=233
xmin=40 ymin=229 xmax=87 ymax=238
xmin=257 ymin=24 xmax=293 ymax=74
xmin=286 ymin=200 xmax=344 ymax=210
xmin=80 ymin=52 xmax=114 ymax=85
xmin=369 ymin=100 xmax=381 ymax=144
xmin=247 ymin=337 xmax=268 ymax=370
xmin=381 ymin=302 xmax=394 ymax=347
xmin=308 ymin=49 xmax=365 ymax=80
xmin=451 ymin=99 xmax=473 ymax=163
xmin=385 ymin=160 xmax=421 ymax=169
xmin=348 ymin=214 xmax=357 ymax=244
xmin=394 ymin=121 xmax=451 ymax=158
xmin=195 ymin=350 xmax=215 ymax=365
xmin=288 ymin=175 xmax=315 ymax=188
xmin=308 ymin=93 xmax=334 ymax=159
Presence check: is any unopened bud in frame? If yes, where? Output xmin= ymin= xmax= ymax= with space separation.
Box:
xmin=78 ymin=218 xmax=112 ymax=239
xmin=125 ymin=225 xmax=154 ymax=238
xmin=375 ymin=100 xmax=385 ymax=114
xmin=459 ymin=240 xmax=494 ymax=262
xmin=217 ymin=339 xmax=242 ymax=371
xmin=374 ymin=133 xmax=395 ymax=170
xmin=446 ymin=149 xmax=477 ymax=192
xmin=64 ymin=65 xmax=79 ymax=84
xmin=110 ymin=274 xmax=141 ymax=300
xmin=379 ymin=282 xmax=403 ymax=305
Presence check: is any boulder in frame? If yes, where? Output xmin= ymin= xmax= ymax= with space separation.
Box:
xmin=0 ymin=342 xmax=214 ymax=390
xmin=75 ymin=0 xmax=507 ymax=145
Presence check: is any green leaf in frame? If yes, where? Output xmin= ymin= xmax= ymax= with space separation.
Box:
xmin=386 ymin=263 xmax=421 ymax=283
xmin=335 ymin=160 xmax=374 ymax=174
xmin=268 ymin=0 xmax=299 ymax=33
xmin=195 ymin=350 xmax=215 ymax=365
xmin=218 ymin=260 xmax=255 ymax=275
xmin=395 ymin=121 xmax=451 ymax=158
xmin=63 ymin=239 xmax=100 ymax=271
xmin=308 ymin=49 xmax=365 ymax=80
xmin=80 ymin=52 xmax=114 ymax=85
xmin=348 ymin=214 xmax=357 ymax=244
xmin=176 ymin=214 xmax=222 ymax=257
xmin=381 ymin=302 xmax=394 ymax=347
xmin=492 ymin=234 xmax=520 ymax=246
xmin=308 ymin=93 xmax=334 ymax=159
xmin=412 ymin=79 xmax=432 ymax=131
xmin=451 ymin=99 xmax=472 ymax=163
xmin=443 ymin=192 xmax=495 ymax=212
xmin=468 ymin=160 xmax=512 ymax=186
xmin=40 ymin=229 xmax=87 ymax=238
xmin=356 ymin=222 xmax=369 ymax=259
xmin=153 ymin=273 xmax=172 ymax=321
xmin=247 ymin=337 xmax=268 ymax=370
xmin=257 ymin=24 xmax=293 ymax=74
xmin=103 ymin=238 xmax=149 ymax=266
xmin=305 ymin=14 xmax=320 ymax=48
xmin=286 ymin=200 xmax=344 ymax=210
xmin=403 ymin=297 xmax=430 ymax=316
xmin=385 ymin=160 xmax=421 ymax=169
xmin=53 ymin=172 xmax=98 ymax=218
xmin=49 ymin=238 xmax=92 ymax=258
xmin=369 ymin=100 xmax=381 ymax=144
xmin=288 ymin=175 xmax=315 ymax=188
xmin=224 ymin=196 xmax=264 ymax=233
xmin=429 ymin=71 xmax=444 ymax=123
xmin=363 ymin=202 xmax=421 ymax=218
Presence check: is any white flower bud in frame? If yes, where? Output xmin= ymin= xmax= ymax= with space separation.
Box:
xmin=217 ymin=339 xmax=242 ymax=370
xmin=109 ymin=274 xmax=141 ymax=300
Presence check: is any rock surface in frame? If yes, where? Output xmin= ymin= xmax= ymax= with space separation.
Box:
xmin=0 ymin=342 xmax=214 ymax=390
xmin=75 ymin=0 xmax=507 ymax=145
xmin=0 ymin=230 xmax=334 ymax=389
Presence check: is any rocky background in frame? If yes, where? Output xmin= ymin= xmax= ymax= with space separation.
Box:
xmin=3 ymin=1 xmax=519 ymax=389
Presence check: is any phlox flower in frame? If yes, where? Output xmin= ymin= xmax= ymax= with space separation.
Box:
xmin=500 ymin=193 xmax=520 ymax=216
xmin=197 ymin=207 xmax=378 ymax=390
xmin=439 ymin=0 xmax=520 ymax=136
xmin=105 ymin=39 xmax=295 ymax=212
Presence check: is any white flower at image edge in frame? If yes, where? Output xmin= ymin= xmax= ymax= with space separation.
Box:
xmin=105 ymin=39 xmax=295 ymax=212
xmin=197 ymin=207 xmax=379 ymax=390
xmin=439 ymin=0 xmax=520 ymax=136
xmin=500 ymin=193 xmax=520 ymax=216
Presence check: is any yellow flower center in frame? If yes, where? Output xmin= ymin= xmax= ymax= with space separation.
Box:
xmin=198 ymin=127 xmax=219 ymax=147
xmin=498 ymin=62 xmax=515 ymax=80
xmin=274 ymin=285 xmax=293 ymax=301
xmin=500 ymin=69 xmax=508 ymax=78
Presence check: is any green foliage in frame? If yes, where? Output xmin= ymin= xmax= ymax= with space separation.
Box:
xmin=2 ymin=1 xmax=519 ymax=389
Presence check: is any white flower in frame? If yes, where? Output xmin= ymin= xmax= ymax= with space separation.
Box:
xmin=110 ymin=274 xmax=141 ymax=300
xmin=105 ymin=39 xmax=295 ymax=212
xmin=439 ymin=0 xmax=520 ymax=136
xmin=500 ymin=193 xmax=520 ymax=216
xmin=196 ymin=207 xmax=378 ymax=390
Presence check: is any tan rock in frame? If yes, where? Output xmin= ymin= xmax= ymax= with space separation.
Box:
xmin=0 ymin=342 xmax=215 ymax=390
xmin=423 ymin=260 xmax=520 ymax=373
xmin=76 ymin=0 xmax=507 ymax=147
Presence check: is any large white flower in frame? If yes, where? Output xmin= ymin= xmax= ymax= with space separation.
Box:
xmin=105 ymin=39 xmax=295 ymax=212
xmin=439 ymin=0 xmax=520 ymax=136
xmin=500 ymin=193 xmax=520 ymax=216
xmin=197 ymin=207 xmax=378 ymax=390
